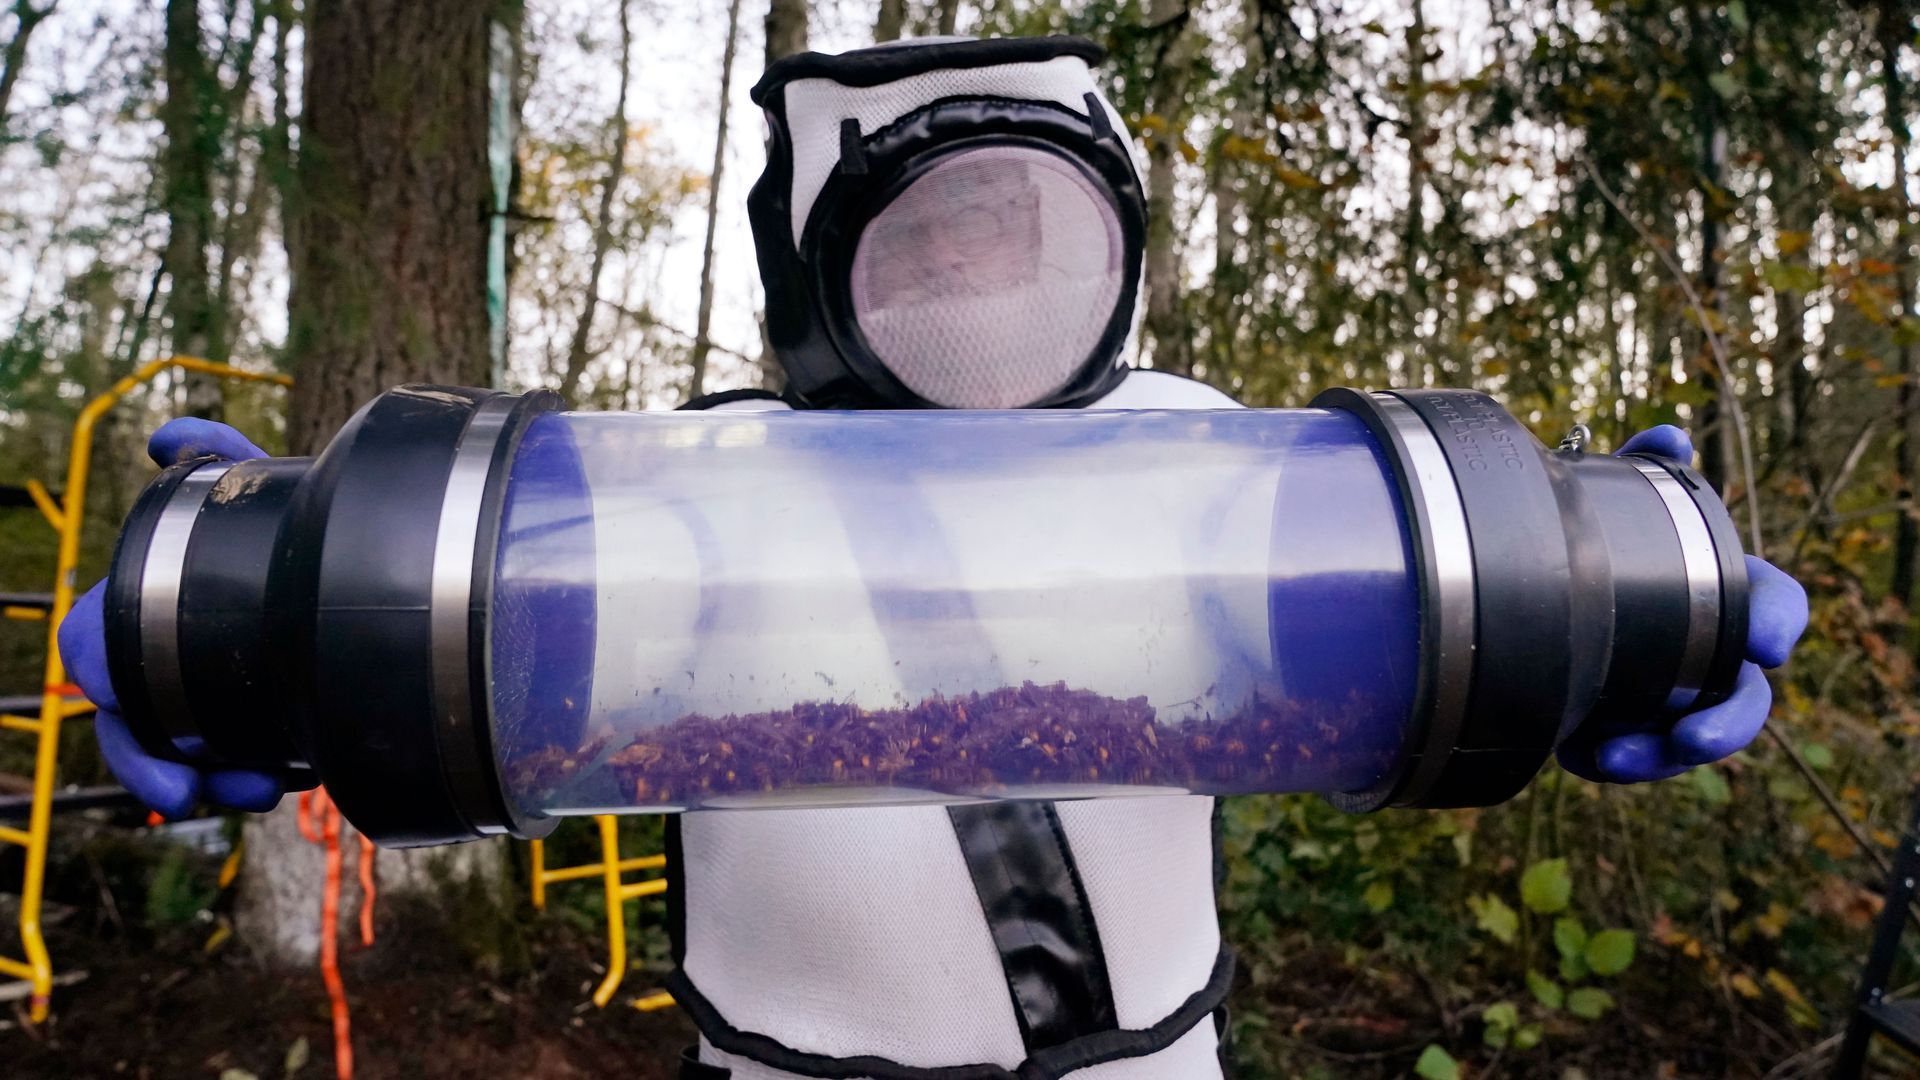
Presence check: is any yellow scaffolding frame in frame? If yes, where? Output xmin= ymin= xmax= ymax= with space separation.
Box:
xmin=0 ymin=355 xmax=291 ymax=1021
xmin=528 ymin=815 xmax=676 ymax=1011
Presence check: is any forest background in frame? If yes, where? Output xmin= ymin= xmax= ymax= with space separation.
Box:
xmin=1 ymin=0 xmax=1917 ymax=1077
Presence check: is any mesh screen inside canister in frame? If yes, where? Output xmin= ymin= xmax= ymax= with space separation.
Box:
xmin=849 ymin=146 xmax=1125 ymax=409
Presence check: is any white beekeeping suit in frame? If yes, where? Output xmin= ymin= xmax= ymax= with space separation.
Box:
xmin=666 ymin=37 xmax=1238 ymax=1080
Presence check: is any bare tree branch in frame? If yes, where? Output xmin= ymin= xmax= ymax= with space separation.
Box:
xmin=557 ymin=0 xmax=632 ymax=403
xmin=689 ymin=0 xmax=744 ymax=399
xmin=1579 ymin=153 xmax=1766 ymax=558
xmin=0 ymin=0 xmax=58 ymax=132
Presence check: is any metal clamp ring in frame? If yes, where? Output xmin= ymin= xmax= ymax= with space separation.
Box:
xmin=1627 ymin=458 xmax=1722 ymax=710
xmin=1370 ymin=393 xmax=1478 ymax=804
xmin=429 ymin=395 xmax=522 ymax=836
xmin=140 ymin=460 xmax=234 ymax=751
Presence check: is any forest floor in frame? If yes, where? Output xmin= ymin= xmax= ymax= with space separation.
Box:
xmin=2 ymin=925 xmax=1881 ymax=1080
xmin=0 ymin=813 xmax=1901 ymax=1079
xmin=1 ymin=906 xmax=699 ymax=1079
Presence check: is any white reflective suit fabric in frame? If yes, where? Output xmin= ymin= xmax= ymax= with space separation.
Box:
xmin=671 ymin=370 xmax=1239 ymax=1080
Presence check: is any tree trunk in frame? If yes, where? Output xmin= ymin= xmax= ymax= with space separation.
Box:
xmin=1882 ymin=4 xmax=1918 ymax=636
xmin=284 ymin=0 xmax=496 ymax=451
xmin=765 ymin=0 xmax=807 ymax=65
xmin=1402 ymin=0 xmax=1431 ymax=386
xmin=244 ymin=0 xmax=508 ymax=967
xmin=936 ymin=0 xmax=960 ymax=36
xmin=209 ymin=3 xmax=267 ymax=366
xmin=557 ymin=0 xmax=632 ymax=404
xmin=267 ymin=0 xmax=300 ymax=288
xmin=757 ymin=0 xmax=807 ymax=389
xmin=1141 ymin=0 xmax=1193 ymax=375
xmin=0 ymin=0 xmax=55 ymax=132
xmin=874 ymin=0 xmax=904 ymax=43
xmin=689 ymin=0 xmax=744 ymax=398
xmin=161 ymin=0 xmax=222 ymax=418
xmin=1687 ymin=3 xmax=1730 ymax=491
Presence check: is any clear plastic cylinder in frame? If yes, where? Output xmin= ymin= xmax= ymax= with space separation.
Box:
xmin=489 ymin=408 xmax=1421 ymax=816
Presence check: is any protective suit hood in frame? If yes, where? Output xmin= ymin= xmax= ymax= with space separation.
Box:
xmin=747 ymin=36 xmax=1145 ymax=409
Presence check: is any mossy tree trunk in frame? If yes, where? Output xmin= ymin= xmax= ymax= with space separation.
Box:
xmin=284 ymin=0 xmax=497 ymax=453
xmin=240 ymin=0 xmax=513 ymax=967
xmin=161 ymin=0 xmax=221 ymax=418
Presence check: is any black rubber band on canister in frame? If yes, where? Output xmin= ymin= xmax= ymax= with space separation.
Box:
xmin=1314 ymin=388 xmax=1748 ymax=810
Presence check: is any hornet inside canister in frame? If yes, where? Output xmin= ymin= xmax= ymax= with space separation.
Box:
xmin=102 ymin=385 xmax=1748 ymax=846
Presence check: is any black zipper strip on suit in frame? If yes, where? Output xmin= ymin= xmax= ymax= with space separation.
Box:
xmin=666 ymin=814 xmax=687 ymax=967
xmin=946 ymin=801 xmax=1118 ymax=1052
xmin=664 ymin=949 xmax=1233 ymax=1080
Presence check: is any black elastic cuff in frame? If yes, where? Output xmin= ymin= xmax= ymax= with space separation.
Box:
xmin=681 ymin=1046 xmax=731 ymax=1080
xmin=678 ymin=388 xmax=788 ymax=411
xmin=665 ymin=949 xmax=1234 ymax=1080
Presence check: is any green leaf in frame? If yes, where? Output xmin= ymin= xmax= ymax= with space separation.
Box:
xmin=1521 ymin=858 xmax=1572 ymax=914
xmin=1363 ymin=880 xmax=1395 ymax=912
xmin=1727 ymin=0 xmax=1749 ymax=32
xmin=1527 ymin=969 xmax=1565 ymax=1009
xmin=1483 ymin=1001 xmax=1519 ymax=1031
xmin=1415 ymin=1044 xmax=1461 ymax=1080
xmin=1553 ymin=916 xmax=1588 ymax=960
xmin=1470 ymin=893 xmax=1520 ymax=944
xmin=1567 ymin=987 xmax=1616 ymax=1020
xmin=1560 ymin=950 xmax=1590 ymax=982
xmin=1800 ymin=742 xmax=1835 ymax=770
xmin=1707 ymin=70 xmax=1740 ymax=100
xmin=1585 ymin=929 xmax=1637 ymax=976
xmin=1514 ymin=1022 xmax=1544 ymax=1050
xmin=1689 ymin=766 xmax=1732 ymax=805
xmin=1762 ymin=260 xmax=1822 ymax=294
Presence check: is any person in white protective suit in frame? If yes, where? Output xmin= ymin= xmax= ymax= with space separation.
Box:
xmin=663 ymin=35 xmax=1240 ymax=1080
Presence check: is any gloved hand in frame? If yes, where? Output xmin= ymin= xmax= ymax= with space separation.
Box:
xmin=1557 ymin=425 xmax=1809 ymax=784
xmin=58 ymin=418 xmax=293 ymax=818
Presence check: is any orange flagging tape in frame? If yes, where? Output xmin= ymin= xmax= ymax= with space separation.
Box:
xmin=297 ymin=786 xmax=376 ymax=1080
xmin=357 ymin=834 xmax=377 ymax=947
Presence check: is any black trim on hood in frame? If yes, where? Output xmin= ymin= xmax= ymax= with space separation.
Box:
xmin=752 ymin=37 xmax=1106 ymax=103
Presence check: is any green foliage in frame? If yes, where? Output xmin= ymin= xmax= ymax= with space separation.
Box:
xmin=1567 ymin=986 xmax=1617 ymax=1020
xmin=1585 ymin=928 xmax=1637 ymax=976
xmin=1413 ymin=1044 xmax=1460 ymax=1080
xmin=1480 ymin=1001 xmax=1519 ymax=1046
xmin=1526 ymin=969 xmax=1564 ymax=1009
xmin=1688 ymin=765 xmax=1733 ymax=806
xmin=144 ymin=846 xmax=218 ymax=931
xmin=1520 ymin=858 xmax=1572 ymax=915
xmin=1469 ymin=893 xmax=1519 ymax=944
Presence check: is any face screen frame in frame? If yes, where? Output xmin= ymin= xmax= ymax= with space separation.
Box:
xmin=802 ymin=104 xmax=1147 ymax=411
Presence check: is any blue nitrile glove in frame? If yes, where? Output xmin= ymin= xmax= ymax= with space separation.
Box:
xmin=58 ymin=419 xmax=291 ymax=818
xmin=1556 ymin=425 xmax=1809 ymax=784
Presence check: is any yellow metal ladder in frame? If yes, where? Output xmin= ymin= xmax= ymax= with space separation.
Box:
xmin=0 ymin=356 xmax=291 ymax=1020
xmin=529 ymin=815 xmax=676 ymax=1011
